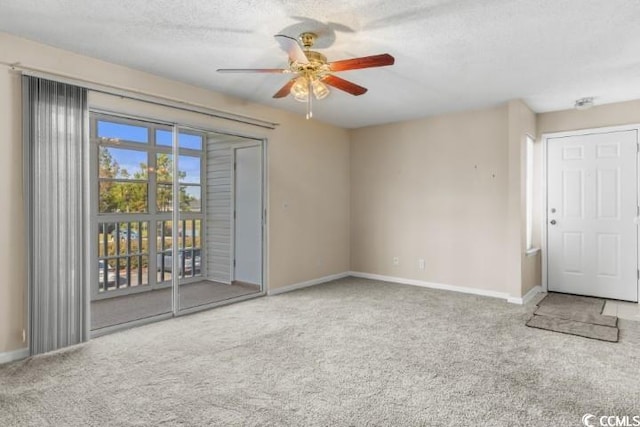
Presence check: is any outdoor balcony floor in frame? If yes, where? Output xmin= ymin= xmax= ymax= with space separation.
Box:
xmin=91 ymin=280 xmax=261 ymax=330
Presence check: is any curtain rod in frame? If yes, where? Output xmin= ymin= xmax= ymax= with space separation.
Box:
xmin=2 ymin=61 xmax=279 ymax=130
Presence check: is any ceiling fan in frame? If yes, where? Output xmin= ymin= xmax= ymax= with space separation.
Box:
xmin=217 ymin=32 xmax=395 ymax=119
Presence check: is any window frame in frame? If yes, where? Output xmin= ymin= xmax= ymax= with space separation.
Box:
xmin=525 ymin=134 xmax=536 ymax=253
xmin=91 ymin=113 xmax=205 ymax=300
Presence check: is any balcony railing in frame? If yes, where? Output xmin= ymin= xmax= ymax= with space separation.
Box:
xmin=96 ymin=220 xmax=201 ymax=298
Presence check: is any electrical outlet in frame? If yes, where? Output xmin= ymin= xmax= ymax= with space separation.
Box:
xmin=22 ymin=329 xmax=26 ymax=343
xmin=393 ymin=257 xmax=400 ymax=266
xmin=418 ymin=258 xmax=425 ymax=270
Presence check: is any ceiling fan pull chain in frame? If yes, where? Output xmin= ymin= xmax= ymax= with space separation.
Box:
xmin=307 ymin=78 xmax=313 ymax=119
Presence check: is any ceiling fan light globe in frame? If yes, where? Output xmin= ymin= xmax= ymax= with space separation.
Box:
xmin=293 ymin=92 xmax=308 ymax=102
xmin=312 ymin=80 xmax=330 ymax=100
xmin=290 ymin=78 xmax=309 ymax=102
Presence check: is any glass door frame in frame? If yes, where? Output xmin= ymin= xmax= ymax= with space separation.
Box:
xmin=89 ymin=109 xmax=267 ymax=336
xmin=174 ymin=125 xmax=267 ymax=316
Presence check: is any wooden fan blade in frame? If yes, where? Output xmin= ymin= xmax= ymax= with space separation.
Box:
xmin=322 ymin=75 xmax=368 ymax=96
xmin=273 ymin=79 xmax=297 ymax=98
xmin=217 ymin=68 xmax=288 ymax=73
xmin=328 ymin=54 xmax=395 ymax=72
xmin=274 ymin=34 xmax=309 ymax=64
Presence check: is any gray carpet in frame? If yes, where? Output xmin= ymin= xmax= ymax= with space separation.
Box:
xmin=527 ymin=293 xmax=619 ymax=342
xmin=1 ymin=277 xmax=640 ymax=426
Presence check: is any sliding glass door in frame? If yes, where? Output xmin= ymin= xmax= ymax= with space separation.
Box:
xmin=176 ymin=130 xmax=264 ymax=312
xmin=92 ymin=115 xmax=173 ymax=331
xmin=90 ymin=114 xmax=265 ymax=332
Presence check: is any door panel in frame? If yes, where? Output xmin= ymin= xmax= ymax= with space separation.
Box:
xmin=547 ymin=130 xmax=638 ymax=302
xmin=596 ymin=233 xmax=619 ymax=278
xmin=234 ymin=145 xmax=263 ymax=286
xmin=562 ymin=170 xmax=584 ymax=218
xmin=596 ymin=169 xmax=619 ymax=219
xmin=562 ymin=232 xmax=584 ymax=274
xmin=177 ymin=133 xmax=264 ymax=312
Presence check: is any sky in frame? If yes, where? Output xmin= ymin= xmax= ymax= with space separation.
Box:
xmin=98 ymin=120 xmax=202 ymax=183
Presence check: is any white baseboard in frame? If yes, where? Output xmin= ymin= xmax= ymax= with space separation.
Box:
xmin=507 ymin=285 xmax=543 ymax=305
xmin=349 ymin=271 xmax=511 ymax=301
xmin=268 ymin=272 xmax=350 ymax=296
xmin=268 ymin=271 xmax=541 ymax=305
xmin=0 ymin=347 xmax=29 ymax=365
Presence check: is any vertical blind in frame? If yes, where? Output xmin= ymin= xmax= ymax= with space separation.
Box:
xmin=23 ymin=76 xmax=89 ymax=355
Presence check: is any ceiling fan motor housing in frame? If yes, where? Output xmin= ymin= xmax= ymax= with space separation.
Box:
xmin=292 ymin=50 xmax=329 ymax=75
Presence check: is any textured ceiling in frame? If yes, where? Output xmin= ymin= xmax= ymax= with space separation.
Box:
xmin=1 ymin=0 xmax=640 ymax=128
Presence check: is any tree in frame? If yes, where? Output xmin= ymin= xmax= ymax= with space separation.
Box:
xmin=136 ymin=154 xmax=195 ymax=213
xmin=99 ymin=149 xmax=196 ymax=214
xmin=98 ymin=147 xmax=121 ymax=213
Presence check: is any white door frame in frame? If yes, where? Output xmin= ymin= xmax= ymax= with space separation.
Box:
xmin=541 ymin=124 xmax=640 ymax=303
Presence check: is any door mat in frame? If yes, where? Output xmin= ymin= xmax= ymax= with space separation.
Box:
xmin=526 ymin=293 xmax=619 ymax=342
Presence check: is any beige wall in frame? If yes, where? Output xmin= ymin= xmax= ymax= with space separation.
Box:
xmin=0 ymin=32 xmax=351 ymax=354
xmin=349 ymin=99 xmax=640 ymax=300
xmin=538 ymin=100 xmax=640 ymax=135
xmin=350 ymin=106 xmax=512 ymax=293
xmin=0 ymin=60 xmax=25 ymax=355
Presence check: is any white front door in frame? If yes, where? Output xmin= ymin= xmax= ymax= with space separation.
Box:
xmin=547 ymin=130 xmax=638 ymax=302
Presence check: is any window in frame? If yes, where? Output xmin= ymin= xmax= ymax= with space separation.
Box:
xmin=98 ymin=147 xmax=149 ymax=213
xmin=93 ymin=115 xmax=204 ymax=295
xmin=155 ymin=154 xmax=202 ymax=212
xmin=525 ymin=135 xmax=535 ymax=251
xmin=98 ymin=121 xmax=148 ymax=144
xmin=156 ymin=129 xmax=203 ymax=150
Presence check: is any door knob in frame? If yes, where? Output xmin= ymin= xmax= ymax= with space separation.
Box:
xmin=550 ymin=220 xmax=557 ymax=225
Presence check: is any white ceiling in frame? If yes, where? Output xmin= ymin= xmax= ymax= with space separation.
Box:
xmin=1 ymin=0 xmax=640 ymax=128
